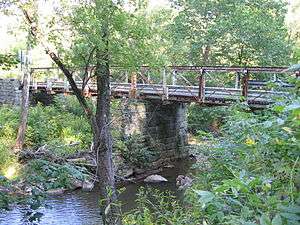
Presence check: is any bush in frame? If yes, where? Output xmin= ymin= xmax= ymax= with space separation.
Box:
xmin=0 ymin=95 xmax=92 ymax=176
xmin=123 ymin=188 xmax=200 ymax=225
xmin=0 ymin=106 xmax=19 ymax=172
xmin=188 ymin=104 xmax=231 ymax=135
xmin=23 ymin=159 xmax=88 ymax=190
xmin=185 ymin=98 xmax=300 ymax=224
xmin=127 ymin=97 xmax=300 ymax=225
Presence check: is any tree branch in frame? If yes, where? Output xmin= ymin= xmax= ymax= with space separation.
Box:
xmin=21 ymin=7 xmax=98 ymax=135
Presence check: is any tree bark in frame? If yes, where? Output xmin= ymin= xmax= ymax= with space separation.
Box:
xmin=21 ymin=6 xmax=121 ymax=224
xmin=14 ymin=71 xmax=31 ymax=152
xmin=92 ymin=17 xmax=122 ymax=224
xmin=202 ymin=45 xmax=210 ymax=65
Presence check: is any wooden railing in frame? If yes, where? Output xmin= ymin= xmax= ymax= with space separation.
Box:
xmin=29 ymin=66 xmax=298 ymax=107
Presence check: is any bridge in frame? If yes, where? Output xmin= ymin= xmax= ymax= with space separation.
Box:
xmin=0 ymin=65 xmax=297 ymax=169
xmin=29 ymin=66 xmax=297 ymax=108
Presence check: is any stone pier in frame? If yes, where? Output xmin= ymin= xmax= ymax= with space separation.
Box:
xmin=121 ymin=99 xmax=188 ymax=164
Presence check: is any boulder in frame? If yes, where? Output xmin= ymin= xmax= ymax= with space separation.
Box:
xmin=176 ymin=175 xmax=193 ymax=190
xmin=46 ymin=188 xmax=66 ymax=195
xmin=144 ymin=174 xmax=168 ymax=183
xmin=82 ymin=180 xmax=94 ymax=191
xmin=70 ymin=179 xmax=83 ymax=190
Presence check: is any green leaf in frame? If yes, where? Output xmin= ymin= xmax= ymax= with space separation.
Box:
xmin=280 ymin=212 xmax=300 ymax=221
xmin=271 ymin=214 xmax=282 ymax=225
xmin=194 ymin=190 xmax=214 ymax=208
xmin=279 ymin=205 xmax=300 ymax=214
xmin=260 ymin=214 xmax=271 ymax=225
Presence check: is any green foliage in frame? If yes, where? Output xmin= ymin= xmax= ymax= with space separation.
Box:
xmin=127 ymin=97 xmax=300 ymax=224
xmin=185 ymin=97 xmax=300 ymax=224
xmin=0 ymin=106 xmax=19 ymax=171
xmin=0 ymin=53 xmax=19 ymax=70
xmin=0 ymin=95 xmax=92 ymax=176
xmin=123 ymin=188 xmax=200 ymax=225
xmin=120 ymin=133 xmax=159 ymax=168
xmin=26 ymin=100 xmax=92 ymax=152
xmin=170 ymin=0 xmax=291 ymax=66
xmin=0 ymin=95 xmax=92 ymax=158
xmin=188 ymin=104 xmax=231 ymax=135
xmin=23 ymin=159 xmax=87 ymax=190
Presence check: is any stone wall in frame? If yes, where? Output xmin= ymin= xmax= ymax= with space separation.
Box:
xmin=0 ymin=79 xmax=21 ymax=105
xmin=121 ymin=99 xmax=188 ymax=164
xmin=144 ymin=100 xmax=188 ymax=159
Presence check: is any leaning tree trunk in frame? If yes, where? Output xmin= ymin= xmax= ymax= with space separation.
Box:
xmin=14 ymin=70 xmax=31 ymax=152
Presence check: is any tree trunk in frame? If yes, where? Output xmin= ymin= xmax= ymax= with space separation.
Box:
xmin=92 ymin=9 xmax=122 ymax=221
xmin=93 ymin=47 xmax=121 ymax=224
xmin=203 ymin=45 xmax=210 ymax=65
xmin=14 ymin=71 xmax=31 ymax=152
xmin=21 ymin=6 xmax=121 ymax=224
xmin=238 ymin=45 xmax=244 ymax=66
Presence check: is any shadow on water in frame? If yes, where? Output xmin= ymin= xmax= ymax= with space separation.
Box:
xmin=0 ymin=159 xmax=193 ymax=225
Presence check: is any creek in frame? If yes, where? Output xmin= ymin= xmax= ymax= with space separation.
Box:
xmin=0 ymin=160 xmax=192 ymax=225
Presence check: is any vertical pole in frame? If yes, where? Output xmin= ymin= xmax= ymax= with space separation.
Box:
xmin=162 ymin=68 xmax=168 ymax=100
xmin=46 ymin=78 xmax=52 ymax=93
xmin=125 ymin=71 xmax=128 ymax=83
xmin=235 ymin=72 xmax=240 ymax=89
xmin=33 ymin=72 xmax=38 ymax=93
xmin=295 ymin=71 xmax=299 ymax=79
xmin=130 ymin=72 xmax=137 ymax=98
xmin=83 ymin=79 xmax=90 ymax=97
xmin=147 ymin=71 xmax=150 ymax=84
xmin=172 ymin=70 xmax=177 ymax=85
xmin=198 ymin=69 xmax=205 ymax=103
xmin=241 ymin=69 xmax=249 ymax=100
xmin=64 ymin=78 xmax=69 ymax=94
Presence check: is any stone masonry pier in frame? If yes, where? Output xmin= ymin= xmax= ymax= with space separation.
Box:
xmin=121 ymin=99 xmax=188 ymax=164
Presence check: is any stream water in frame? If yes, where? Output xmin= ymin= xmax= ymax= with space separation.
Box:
xmin=0 ymin=160 xmax=192 ymax=225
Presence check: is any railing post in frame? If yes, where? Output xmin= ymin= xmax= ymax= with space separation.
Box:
xmin=130 ymin=72 xmax=137 ymax=98
xmin=241 ymin=69 xmax=249 ymax=100
xmin=162 ymin=68 xmax=168 ymax=100
xmin=172 ymin=70 xmax=177 ymax=85
xmin=83 ymin=80 xmax=90 ymax=97
xmin=46 ymin=78 xmax=52 ymax=93
xmin=64 ymin=78 xmax=69 ymax=94
xmin=235 ymin=72 xmax=240 ymax=89
xmin=147 ymin=72 xmax=151 ymax=84
xmin=295 ymin=71 xmax=300 ymax=79
xmin=198 ymin=69 xmax=205 ymax=103
xmin=125 ymin=71 xmax=128 ymax=83
xmin=32 ymin=71 xmax=38 ymax=93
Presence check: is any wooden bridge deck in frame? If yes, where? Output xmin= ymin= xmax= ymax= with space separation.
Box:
xmin=29 ymin=66 xmax=298 ymax=107
xmin=29 ymin=81 xmax=291 ymax=107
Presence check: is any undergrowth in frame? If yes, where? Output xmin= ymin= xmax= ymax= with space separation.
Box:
xmin=124 ymin=96 xmax=300 ymax=225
